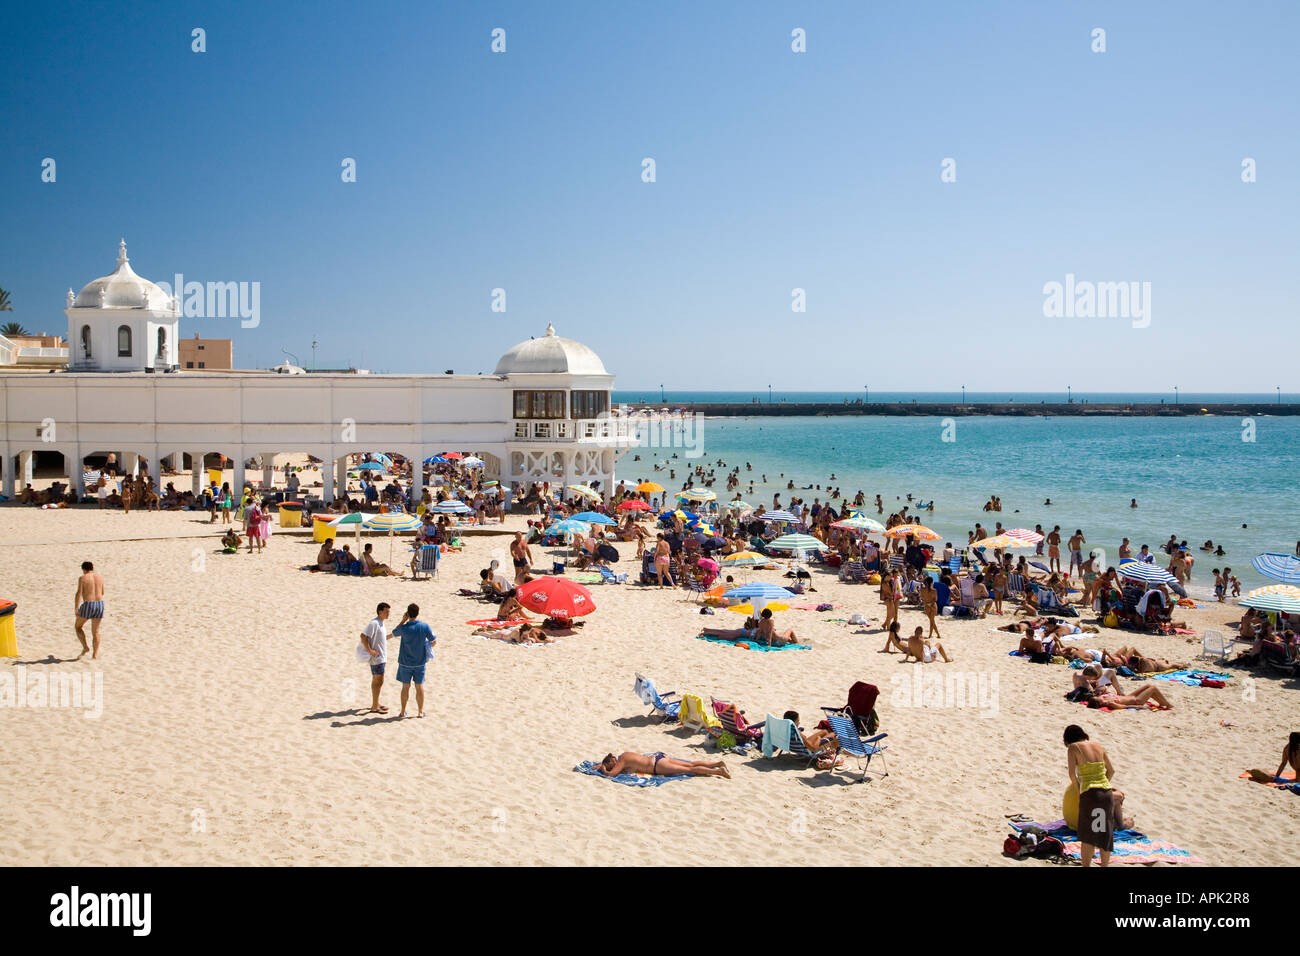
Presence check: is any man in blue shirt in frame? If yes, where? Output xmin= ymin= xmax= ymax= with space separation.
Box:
xmin=392 ymin=603 xmax=436 ymax=718
xmin=934 ymin=574 xmax=952 ymax=613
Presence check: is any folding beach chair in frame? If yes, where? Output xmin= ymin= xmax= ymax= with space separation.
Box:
xmin=710 ymin=697 xmax=764 ymax=743
xmin=1006 ymin=573 xmax=1025 ymax=599
xmin=948 ymin=555 xmax=962 ymax=575
xmin=1198 ymin=629 xmax=1233 ymax=662
xmin=595 ymin=564 xmax=627 ymax=584
xmin=761 ymin=715 xmax=823 ymax=767
xmin=679 ymin=694 xmax=722 ymax=733
xmin=823 ymin=713 xmax=889 ymax=783
xmin=410 ymin=544 xmax=439 ymax=580
xmin=889 ymin=554 xmax=906 ymax=572
xmin=634 ymin=674 xmax=680 ymax=722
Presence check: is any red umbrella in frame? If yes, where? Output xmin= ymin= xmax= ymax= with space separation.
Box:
xmin=617 ymin=499 xmax=651 ymax=511
xmin=442 ymin=452 xmax=464 ymax=460
xmin=517 ymin=577 xmax=596 ymax=619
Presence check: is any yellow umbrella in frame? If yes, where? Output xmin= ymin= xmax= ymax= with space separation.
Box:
xmin=727 ymin=602 xmax=791 ymax=614
xmin=636 ymin=481 xmax=665 ymax=493
xmin=883 ymin=523 xmax=941 ymax=541
xmin=567 ymin=484 xmax=600 ymax=500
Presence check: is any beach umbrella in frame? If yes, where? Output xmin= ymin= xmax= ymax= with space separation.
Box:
xmin=442 ymin=452 xmax=464 ymax=460
xmin=461 ymin=456 xmax=486 ymax=468
xmin=758 ymin=510 xmax=798 ymax=523
xmin=723 ymin=582 xmax=796 ymax=601
xmin=1251 ymin=553 xmax=1300 ymax=585
xmin=617 ymin=499 xmax=651 ymax=511
xmin=567 ymin=484 xmax=600 ymax=500
xmin=676 ymin=488 xmax=716 ymax=503
xmin=424 ymin=456 xmax=449 ymax=464
xmin=1241 ymin=584 xmax=1300 ymax=614
xmin=721 ymin=551 xmax=769 ymax=568
xmin=883 ymin=523 xmax=941 ymax=541
xmin=328 ymin=511 xmax=375 ymax=544
xmin=431 ymin=499 xmax=472 ymax=514
xmin=636 ymin=481 xmax=665 ymax=494
xmin=572 ymin=511 xmax=616 ymax=525
xmin=355 ymin=462 xmax=384 ymax=471
xmin=727 ymin=602 xmax=790 ymax=614
xmin=547 ymin=518 xmax=591 ymax=537
xmin=696 ymin=557 xmax=719 ymax=574
xmin=1005 ymin=528 xmax=1045 ymax=544
xmin=362 ymin=511 xmax=422 ymax=563
xmin=687 ymin=520 xmax=717 ymax=537
xmin=1117 ymin=560 xmax=1177 ymax=585
xmin=978 ymin=534 xmax=1036 ymax=550
xmin=517 ymin=577 xmax=596 ymax=619
xmin=832 ymin=515 xmax=886 ymax=533
xmin=769 ymin=533 xmax=827 ymax=552
xmin=482 ymin=479 xmax=499 ymax=486
xmin=724 ymin=499 xmax=753 ymax=511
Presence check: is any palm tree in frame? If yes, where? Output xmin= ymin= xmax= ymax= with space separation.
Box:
xmin=0 ymin=322 xmax=28 ymax=337
xmin=0 ymin=288 xmax=12 ymax=312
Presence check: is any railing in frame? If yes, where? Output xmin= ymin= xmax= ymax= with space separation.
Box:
xmin=512 ymin=419 xmax=641 ymax=443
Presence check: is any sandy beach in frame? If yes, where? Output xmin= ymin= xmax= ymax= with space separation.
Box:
xmin=1 ymin=497 xmax=1296 ymax=867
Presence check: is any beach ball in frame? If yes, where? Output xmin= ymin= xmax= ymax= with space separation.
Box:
xmin=1062 ymin=783 xmax=1079 ymax=830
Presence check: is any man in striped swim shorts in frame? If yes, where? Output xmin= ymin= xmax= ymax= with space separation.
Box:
xmin=74 ymin=560 xmax=105 ymax=660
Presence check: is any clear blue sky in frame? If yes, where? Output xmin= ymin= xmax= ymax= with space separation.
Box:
xmin=3 ymin=1 xmax=1296 ymax=389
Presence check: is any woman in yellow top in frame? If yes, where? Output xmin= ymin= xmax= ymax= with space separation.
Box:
xmin=1064 ymin=724 xmax=1127 ymax=867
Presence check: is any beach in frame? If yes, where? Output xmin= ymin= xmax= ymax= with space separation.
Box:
xmin=1 ymin=501 xmax=1295 ymax=867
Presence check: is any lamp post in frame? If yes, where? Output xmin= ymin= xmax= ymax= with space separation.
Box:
xmin=1174 ymin=385 xmax=1179 ymax=405
xmin=1067 ymin=385 xmax=1072 ymax=403
xmin=1278 ymin=386 xmax=1282 ymax=405
xmin=769 ymin=384 xmax=772 ymax=404
xmin=864 ymin=384 xmax=868 ymax=404
xmin=311 ymin=339 xmax=318 ymax=371
xmin=961 ymin=385 xmax=965 ymax=403
xmin=660 ymin=383 xmax=664 ymax=403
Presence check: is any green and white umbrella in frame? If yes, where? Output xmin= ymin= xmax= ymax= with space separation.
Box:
xmin=1241 ymin=584 xmax=1300 ymax=614
xmin=328 ymin=510 xmax=376 ymax=544
xmin=831 ymin=514 xmax=886 ymax=533
xmin=769 ymin=533 xmax=827 ymax=552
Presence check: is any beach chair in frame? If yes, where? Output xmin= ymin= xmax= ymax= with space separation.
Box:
xmin=1006 ymin=573 xmax=1026 ymax=599
xmin=684 ymin=577 xmax=710 ymax=602
xmin=595 ymin=564 xmax=627 ymax=585
xmin=679 ymin=694 xmax=722 ymax=733
xmin=1261 ymin=643 xmax=1298 ymax=677
xmin=824 ymin=681 xmax=881 ymax=736
xmin=823 ymin=713 xmax=889 ymax=783
xmin=410 ymin=544 xmax=439 ymax=580
xmin=948 ymin=555 xmax=961 ymax=575
xmin=889 ymin=554 xmax=905 ymax=572
xmin=710 ymin=697 xmax=764 ymax=743
xmin=761 ymin=715 xmax=822 ymax=767
xmin=1198 ymin=629 xmax=1233 ymax=662
xmin=841 ymin=560 xmax=867 ymax=583
xmin=634 ymin=674 xmax=680 ymax=722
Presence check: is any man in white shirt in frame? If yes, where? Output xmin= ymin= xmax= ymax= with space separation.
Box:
xmin=361 ymin=602 xmax=391 ymax=714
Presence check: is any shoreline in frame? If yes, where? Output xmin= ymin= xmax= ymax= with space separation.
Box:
xmin=621 ymin=402 xmax=1300 ymax=417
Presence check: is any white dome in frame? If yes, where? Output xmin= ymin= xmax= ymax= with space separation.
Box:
xmin=72 ymin=240 xmax=174 ymax=311
xmin=493 ymin=324 xmax=607 ymax=375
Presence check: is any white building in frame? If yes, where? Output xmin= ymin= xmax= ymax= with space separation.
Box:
xmin=1 ymin=241 xmax=637 ymax=503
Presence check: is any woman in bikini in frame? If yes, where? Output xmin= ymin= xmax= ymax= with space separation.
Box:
xmin=1064 ymin=724 xmax=1131 ymax=866
xmin=782 ymin=711 xmax=842 ymax=768
xmin=597 ymin=752 xmax=730 ymax=779
xmin=653 ymin=535 xmax=673 ymax=588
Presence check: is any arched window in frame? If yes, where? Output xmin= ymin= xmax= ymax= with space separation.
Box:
xmin=80 ymin=325 xmax=92 ymax=358
xmin=156 ymin=327 xmax=167 ymax=358
xmin=117 ymin=325 xmax=132 ymax=357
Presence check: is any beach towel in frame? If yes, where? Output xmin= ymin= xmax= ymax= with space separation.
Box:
xmin=574 ymin=759 xmax=691 ymax=787
xmin=1238 ymin=769 xmax=1299 ymax=792
xmin=695 ymin=634 xmax=810 ymax=652
xmin=1011 ymin=820 xmax=1204 ymax=864
xmin=1146 ymin=668 xmax=1230 ymax=685
xmin=761 ymin=715 xmax=795 ymax=758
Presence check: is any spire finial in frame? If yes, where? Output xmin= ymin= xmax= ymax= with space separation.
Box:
xmin=545 ymin=323 xmax=556 ymax=337
xmin=117 ymin=238 xmax=128 ymax=266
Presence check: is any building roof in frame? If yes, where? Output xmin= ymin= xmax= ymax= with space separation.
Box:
xmin=70 ymin=240 xmax=175 ymax=313
xmin=493 ymin=324 xmax=607 ymax=375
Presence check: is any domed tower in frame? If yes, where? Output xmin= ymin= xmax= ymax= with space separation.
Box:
xmin=64 ymin=239 xmax=180 ymax=371
xmin=493 ymin=323 xmax=630 ymax=497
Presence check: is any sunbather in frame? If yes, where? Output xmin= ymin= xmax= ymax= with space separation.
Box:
xmin=702 ymin=618 xmax=759 ymax=642
xmin=596 ymin=752 xmax=730 ymax=779
xmin=1246 ymin=732 xmax=1300 ymax=783
xmin=903 ymin=625 xmax=952 ymax=663
xmin=781 ymin=710 xmax=842 ymax=769
xmin=362 ymin=543 xmax=405 ymax=577
xmin=756 ymin=608 xmax=800 ymax=647
xmin=1088 ymin=683 xmax=1174 ymax=710
xmin=881 ymin=620 xmax=907 ymax=654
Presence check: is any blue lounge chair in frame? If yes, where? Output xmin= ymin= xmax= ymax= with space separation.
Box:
xmin=761 ymin=715 xmax=823 ymax=768
xmin=411 ymin=544 xmax=439 ymax=580
xmin=823 ymin=712 xmax=889 ymax=783
xmin=596 ymin=565 xmax=627 ymax=585
xmin=634 ymin=673 xmax=680 ymax=722
xmin=948 ymin=555 xmax=961 ymax=575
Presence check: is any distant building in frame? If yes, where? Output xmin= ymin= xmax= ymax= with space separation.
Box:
xmin=0 ymin=333 xmax=68 ymax=370
xmin=64 ymin=239 xmax=180 ymax=372
xmin=179 ymin=333 xmax=233 ymax=370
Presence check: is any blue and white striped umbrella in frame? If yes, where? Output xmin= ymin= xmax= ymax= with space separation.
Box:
xmin=722 ymin=582 xmax=797 ymax=601
xmin=758 ymin=510 xmax=797 ymax=523
xmin=431 ymin=499 xmax=472 ymax=514
xmin=424 ymin=456 xmax=450 ymax=464
xmin=1118 ymin=560 xmax=1177 ymax=585
xmin=571 ymin=511 xmax=616 ymax=526
xmin=1251 ymin=553 xmax=1300 ymax=586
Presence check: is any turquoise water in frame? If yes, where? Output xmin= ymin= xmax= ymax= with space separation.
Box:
xmin=620 ymin=415 xmax=1300 ymax=595
xmin=614 ymin=390 xmax=1299 ymax=406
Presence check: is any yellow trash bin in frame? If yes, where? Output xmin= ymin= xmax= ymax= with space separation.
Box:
xmin=208 ymin=468 xmax=223 ymax=487
xmin=279 ymin=502 xmax=304 ymax=529
xmin=0 ymin=601 xmax=17 ymax=658
xmin=312 ymin=515 xmax=336 ymax=543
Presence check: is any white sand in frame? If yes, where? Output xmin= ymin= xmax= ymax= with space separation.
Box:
xmin=0 ymin=504 xmax=1296 ymax=866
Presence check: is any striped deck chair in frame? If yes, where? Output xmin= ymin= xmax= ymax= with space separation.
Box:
xmin=842 ymin=560 xmax=867 ymax=583
xmin=948 ymin=555 xmax=961 ymax=575
xmin=634 ymin=674 xmax=680 ymax=722
xmin=761 ymin=715 xmax=823 ymax=767
xmin=1006 ymin=573 xmax=1025 ymax=598
xmin=679 ymin=694 xmax=722 ymax=733
xmin=823 ymin=712 xmax=889 ymax=783
xmin=710 ymin=697 xmax=765 ymax=744
xmin=684 ymin=576 xmax=710 ymax=602
xmin=889 ymin=553 xmax=906 ymax=572
xmin=410 ymin=544 xmax=439 ymax=580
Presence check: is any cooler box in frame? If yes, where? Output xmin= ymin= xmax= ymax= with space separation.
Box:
xmin=312 ymin=515 xmax=336 ymax=542
xmin=0 ymin=600 xmax=16 ymax=658
xmin=279 ymin=501 xmax=304 ymax=528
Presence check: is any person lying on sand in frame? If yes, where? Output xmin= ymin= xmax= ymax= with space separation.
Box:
xmin=1073 ymin=663 xmax=1124 ymax=694
xmin=1108 ymin=646 xmax=1179 ymax=673
xmin=703 ymin=618 xmax=759 ymax=642
xmin=1083 ymin=683 xmax=1174 ymax=710
xmin=496 ymin=595 xmax=532 ymax=621
xmin=596 ymin=752 xmax=730 ymax=779
xmin=474 ymin=622 xmax=553 ymax=644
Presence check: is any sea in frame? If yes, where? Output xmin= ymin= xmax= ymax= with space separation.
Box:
xmin=608 ymin=400 xmax=1300 ymax=597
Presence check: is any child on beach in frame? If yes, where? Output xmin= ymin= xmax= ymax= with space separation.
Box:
xmin=1213 ymin=568 xmax=1226 ymax=603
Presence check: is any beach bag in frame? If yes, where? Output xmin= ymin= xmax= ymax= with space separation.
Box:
xmin=1103 ymin=611 xmax=1119 ymax=628
xmin=1003 ymin=836 xmax=1025 ymax=858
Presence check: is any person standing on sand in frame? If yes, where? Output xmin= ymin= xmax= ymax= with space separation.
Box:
xmin=1067 ymin=529 xmax=1087 ymax=577
xmin=880 ymin=566 xmax=899 ymax=635
xmin=1047 ymin=526 xmax=1062 ymax=573
xmin=510 ymin=531 xmax=532 ymax=585
xmin=74 ymin=560 xmax=105 ymax=660
xmin=360 ymin=602 xmax=390 ymax=714
xmin=1064 ymin=724 xmax=1124 ymax=868
xmin=921 ymin=576 xmax=941 ymax=638
xmin=392 ymin=603 xmax=435 ymax=719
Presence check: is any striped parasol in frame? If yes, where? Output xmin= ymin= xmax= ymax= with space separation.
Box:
xmin=1251 ymin=553 xmax=1300 ymax=585
xmin=721 ymin=551 xmax=769 ymax=567
xmin=978 ymin=534 xmax=1036 ymax=550
xmin=1117 ymin=560 xmax=1177 ymax=585
xmin=1005 ymin=528 xmax=1045 ymax=544
xmin=722 ymin=582 xmax=796 ymax=600
xmin=676 ymin=488 xmax=716 ymax=502
xmin=758 ymin=510 xmax=798 ymax=523
xmin=430 ymin=499 xmax=472 ymax=514
xmin=832 ymin=514 xmax=886 ymax=533
xmin=883 ymin=523 xmax=941 ymax=541
xmin=1241 ymin=584 xmax=1300 ymax=614
xmin=769 ymin=533 xmax=827 ymax=552
xmin=362 ymin=512 xmax=422 ymax=532
xmin=567 ymin=484 xmax=601 ymax=500
xmin=328 ymin=510 xmax=375 ymax=543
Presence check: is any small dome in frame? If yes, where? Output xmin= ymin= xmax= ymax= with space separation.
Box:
xmin=72 ymin=239 xmax=174 ymax=311
xmin=493 ymin=324 xmax=607 ymax=375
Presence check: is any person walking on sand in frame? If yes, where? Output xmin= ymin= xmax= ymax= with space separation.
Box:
xmin=921 ymin=576 xmax=941 ymax=638
xmin=595 ymin=752 xmax=730 ymax=779
xmin=392 ymin=603 xmax=436 ymax=719
xmin=360 ymin=602 xmax=390 ymax=714
xmin=74 ymin=560 xmax=105 ymax=660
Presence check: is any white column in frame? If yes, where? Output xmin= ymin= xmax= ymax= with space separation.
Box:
xmin=335 ymin=455 xmax=349 ymax=503
xmin=191 ymin=452 xmax=204 ymax=496
xmin=561 ymin=450 xmax=573 ymax=503
xmin=2 ymin=452 xmax=14 ymax=497
xmin=72 ymin=446 xmax=86 ymax=498
xmin=410 ymin=453 xmax=424 ymax=510
xmin=233 ymin=455 xmax=245 ymax=498
xmin=262 ymin=455 xmax=275 ymax=492
xmin=19 ymin=450 xmax=33 ymax=486
xmin=125 ymin=452 xmax=139 ymax=478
